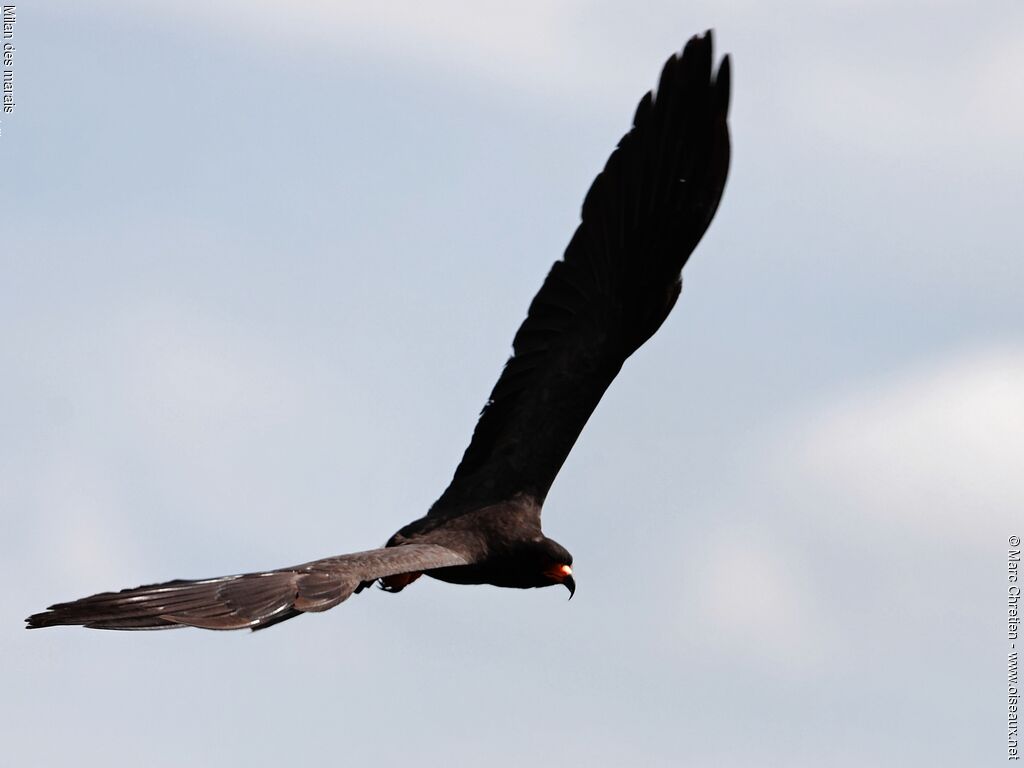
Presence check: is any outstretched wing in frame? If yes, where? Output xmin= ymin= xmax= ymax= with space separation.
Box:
xmin=430 ymin=32 xmax=731 ymax=515
xmin=25 ymin=544 xmax=470 ymax=631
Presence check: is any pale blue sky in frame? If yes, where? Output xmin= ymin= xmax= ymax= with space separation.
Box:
xmin=3 ymin=2 xmax=1022 ymax=766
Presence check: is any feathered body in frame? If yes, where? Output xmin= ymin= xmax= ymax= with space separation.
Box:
xmin=27 ymin=31 xmax=731 ymax=632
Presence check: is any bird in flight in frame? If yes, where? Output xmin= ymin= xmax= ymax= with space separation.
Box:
xmin=27 ymin=31 xmax=731 ymax=632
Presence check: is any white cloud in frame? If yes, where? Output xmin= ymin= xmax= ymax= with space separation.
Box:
xmin=7 ymin=296 xmax=357 ymax=586
xmin=784 ymin=344 xmax=1024 ymax=546
xmin=667 ymin=344 xmax=1024 ymax=682
xmin=68 ymin=0 xmax=1024 ymax=161
xmin=97 ymin=0 xmax=604 ymax=97
xmin=973 ymin=33 xmax=1024 ymax=142
xmin=27 ymin=449 xmax=146 ymax=587
xmin=677 ymin=524 xmax=837 ymax=673
xmin=789 ymin=27 xmax=1024 ymax=158
xmin=117 ymin=300 xmax=307 ymax=448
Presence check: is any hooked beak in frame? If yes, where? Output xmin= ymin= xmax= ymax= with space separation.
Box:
xmin=547 ymin=563 xmax=575 ymax=599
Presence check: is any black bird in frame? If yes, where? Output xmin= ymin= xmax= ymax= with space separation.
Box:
xmin=26 ymin=31 xmax=731 ymax=632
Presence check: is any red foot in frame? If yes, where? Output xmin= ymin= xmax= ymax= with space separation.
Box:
xmin=380 ymin=571 xmax=422 ymax=592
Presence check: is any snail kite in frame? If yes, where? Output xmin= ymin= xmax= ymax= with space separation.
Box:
xmin=26 ymin=31 xmax=731 ymax=632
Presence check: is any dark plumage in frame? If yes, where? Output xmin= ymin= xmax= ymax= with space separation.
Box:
xmin=26 ymin=30 xmax=731 ymax=632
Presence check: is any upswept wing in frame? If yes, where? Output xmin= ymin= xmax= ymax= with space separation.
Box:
xmin=430 ymin=32 xmax=731 ymax=514
xmin=25 ymin=544 xmax=470 ymax=631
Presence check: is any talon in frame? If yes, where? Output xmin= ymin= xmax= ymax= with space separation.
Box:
xmin=379 ymin=571 xmax=422 ymax=593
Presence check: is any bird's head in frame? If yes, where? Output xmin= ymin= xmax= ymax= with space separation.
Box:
xmin=530 ymin=537 xmax=575 ymax=598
